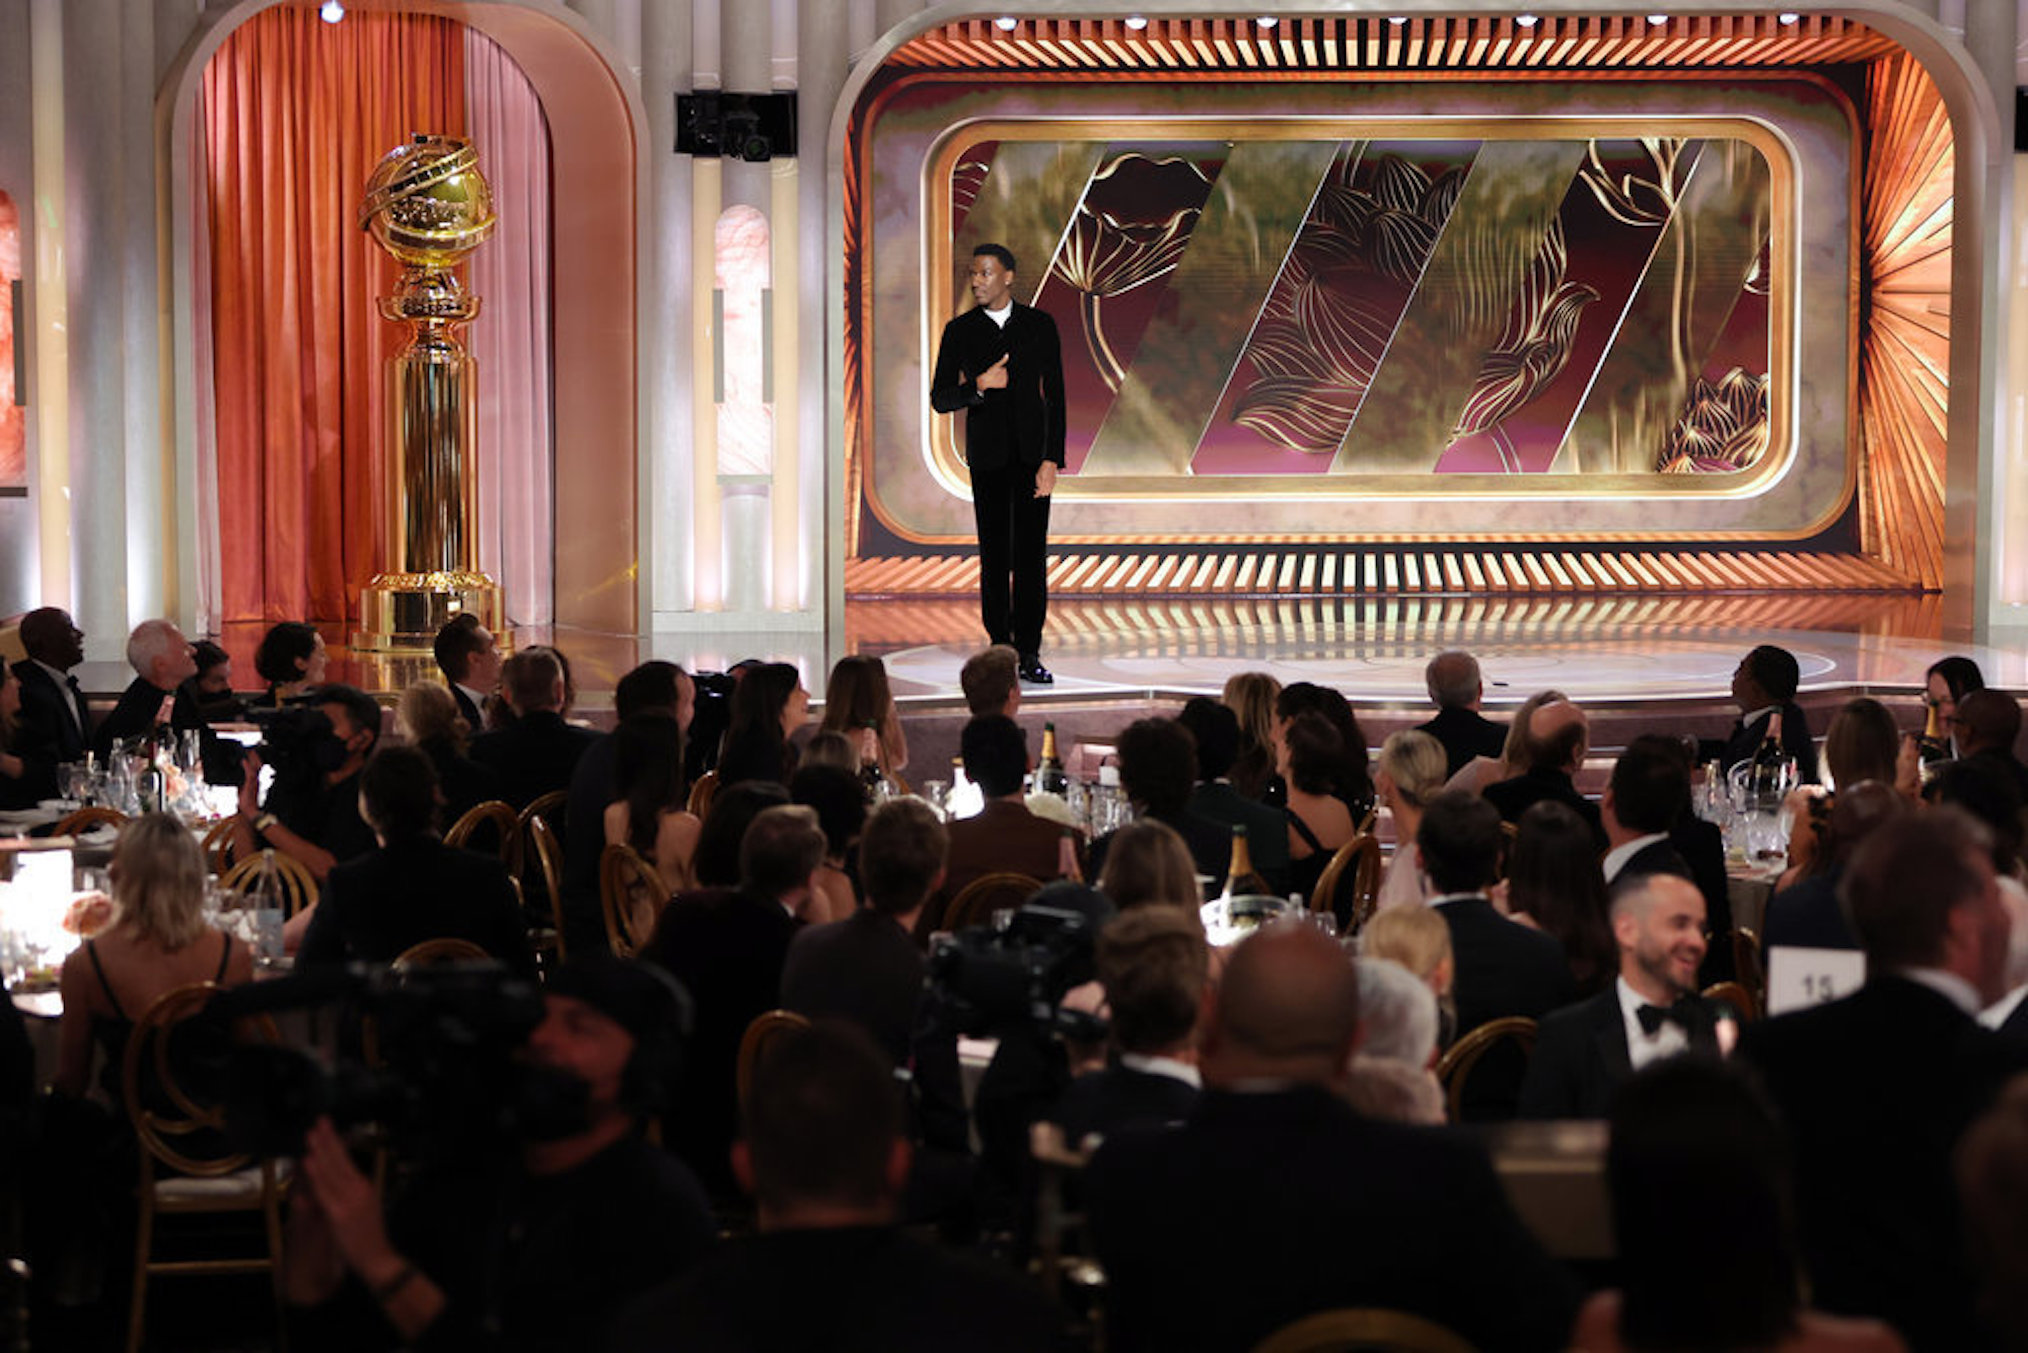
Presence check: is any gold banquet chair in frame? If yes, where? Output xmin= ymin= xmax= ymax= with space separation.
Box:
xmin=445 ymin=799 xmax=520 ymax=867
xmin=943 ymin=872 xmax=1043 ymax=931
xmin=1433 ymin=1017 xmax=1539 ymax=1125
xmin=599 ymin=843 xmax=669 ymax=959
xmin=54 ymin=804 xmax=128 ymax=838
xmin=1249 ymin=1308 xmax=1476 ymax=1353
xmin=1309 ymin=834 xmax=1383 ymax=933
xmin=736 ymin=1009 xmax=812 ymax=1115
xmin=123 ymin=982 xmax=288 ymax=1353
xmin=522 ymin=813 xmax=568 ymax=968
xmin=219 ymin=850 xmax=319 ymax=919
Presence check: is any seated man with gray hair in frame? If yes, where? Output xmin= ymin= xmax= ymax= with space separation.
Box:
xmin=1415 ymin=649 xmax=1508 ymax=780
xmin=94 ymin=619 xmax=205 ymax=755
xmin=1345 ymin=957 xmax=1444 ymax=1125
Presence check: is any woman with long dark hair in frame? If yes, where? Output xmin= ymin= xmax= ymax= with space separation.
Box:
xmin=715 ymin=662 xmax=809 ymax=788
xmin=818 ymin=655 xmax=909 ymax=779
xmin=607 ymin=716 xmax=700 ymax=896
xmin=252 ymin=621 xmax=327 ymax=707
xmin=1506 ymin=800 xmax=1616 ymax=996
xmin=1271 ymin=681 xmax=1373 ymax=822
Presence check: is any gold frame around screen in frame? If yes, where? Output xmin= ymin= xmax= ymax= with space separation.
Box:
xmin=921 ymin=115 xmax=1804 ymax=507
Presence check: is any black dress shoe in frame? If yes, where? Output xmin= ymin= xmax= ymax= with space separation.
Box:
xmin=1018 ymin=655 xmax=1054 ymax=685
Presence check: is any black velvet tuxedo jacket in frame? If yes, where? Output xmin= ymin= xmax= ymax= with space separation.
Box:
xmin=1416 ymin=705 xmax=1509 ymax=780
xmin=9 ymin=660 xmax=88 ymax=801
xmin=1518 ymin=985 xmax=1723 ymax=1120
xmin=1740 ymin=977 xmax=2028 ymax=1350
xmin=1047 ymin=1064 xmax=1200 ymax=1148
xmin=1086 ymin=1085 xmax=1576 ymax=1353
xmin=929 ymin=302 xmax=1067 ymax=471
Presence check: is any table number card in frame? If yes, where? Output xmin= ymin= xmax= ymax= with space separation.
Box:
xmin=1766 ymin=946 xmax=1867 ymax=1016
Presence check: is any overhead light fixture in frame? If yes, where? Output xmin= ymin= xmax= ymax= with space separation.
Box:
xmin=1647 ymin=13 xmax=1669 ymax=24
xmin=318 ymin=0 xmax=344 ymax=21
xmin=1515 ymin=13 xmax=1539 ymax=27
xmin=1256 ymin=15 xmax=1278 ymax=29
xmin=1389 ymin=15 xmax=1408 ymax=25
xmin=1125 ymin=14 xmax=1148 ymax=29
xmin=1778 ymin=10 xmax=1800 ymax=22
xmin=995 ymin=15 xmax=1018 ymax=30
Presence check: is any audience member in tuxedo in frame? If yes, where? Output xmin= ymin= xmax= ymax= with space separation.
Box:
xmin=1346 ymin=957 xmax=1445 ymax=1125
xmin=394 ymin=682 xmax=498 ymax=837
xmin=1220 ymin=671 xmax=1281 ymax=802
xmin=1177 ymin=696 xmax=1290 ymax=896
xmin=185 ymin=639 xmax=249 ymax=725
xmin=1279 ymin=712 xmax=1359 ymax=911
xmin=1483 ymin=698 xmax=1606 ymax=850
xmin=10 ymin=608 xmax=90 ymax=800
xmin=1087 ymin=923 xmax=1576 ymax=1353
xmin=1520 ymin=873 xmax=1725 ymax=1119
xmin=294 ymin=746 xmax=532 ymax=976
xmin=818 ymin=654 xmax=910 ymax=781
xmin=1087 ymin=717 xmax=1230 ymax=890
xmin=608 ymin=715 xmax=701 ymax=899
xmin=713 ymin=661 xmax=808 ymax=789
xmin=1600 ymin=737 xmax=1734 ymax=983
xmin=1765 ymin=780 xmax=1906 ymax=953
xmin=284 ymin=957 xmax=716 ymax=1353
xmin=687 ymin=780 xmax=792 ymax=891
xmin=1505 ymin=801 xmax=1615 ymax=996
xmin=1415 ymin=650 xmax=1509 ymax=780
xmin=430 ymin=612 xmax=500 ymax=732
xmin=789 ymin=762 xmax=866 ymax=924
xmin=1700 ymin=643 xmax=1821 ymax=784
xmin=251 ymin=621 xmax=328 ymax=710
xmin=561 ymin=662 xmax=692 ymax=954
xmin=781 ymin=798 xmax=966 ymax=1156
xmin=1095 ymin=818 xmax=1203 ymax=914
xmin=94 ymin=618 xmax=209 ymax=758
xmin=1372 ymin=730 xmax=1446 ymax=913
xmin=1575 ymin=1058 xmax=1906 ymax=1353
xmin=1048 ymin=907 xmax=1206 ymax=1148
xmin=0 ymin=665 xmax=35 ymax=810
xmin=611 ymin=1021 xmax=1066 ymax=1353
xmin=1361 ymin=905 xmax=1458 ymax=1046
xmin=1446 ymin=686 xmax=1567 ymax=796
xmin=641 ymin=804 xmax=822 ymax=1199
xmin=959 ymin=644 xmax=1022 ymax=719
xmin=1957 ymin=1076 xmax=2028 ymax=1349
xmin=233 ymin=683 xmax=381 ymax=884
xmin=1615 ymin=732 xmax=1735 ymax=980
xmin=469 ymin=649 xmax=599 ymax=811
xmin=1954 ymin=689 xmax=2028 ymax=805
xmin=1267 ymin=680 xmax=1374 ymax=819
xmin=924 ymin=715 xmax=1063 ymax=932
xmin=1740 ymin=808 xmax=2028 ymax=1351
xmin=1420 ymin=790 xmax=1573 ymax=1118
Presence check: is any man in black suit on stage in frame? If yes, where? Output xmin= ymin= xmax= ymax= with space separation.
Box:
xmin=1700 ymin=643 xmax=1820 ymax=784
xmin=1415 ymin=650 xmax=1508 ymax=780
xmin=9 ymin=607 xmax=89 ymax=801
xmin=1520 ymin=872 xmax=1724 ymax=1119
xmin=1086 ymin=923 xmax=1575 ymax=1353
xmin=1741 ymin=808 xmax=2028 ymax=1351
xmin=930 ymin=243 xmax=1066 ymax=686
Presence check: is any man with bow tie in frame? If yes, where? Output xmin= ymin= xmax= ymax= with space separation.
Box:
xmin=9 ymin=607 xmax=90 ymax=802
xmin=1520 ymin=872 xmax=1729 ymax=1119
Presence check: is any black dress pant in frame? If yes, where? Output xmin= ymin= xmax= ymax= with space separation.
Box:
xmin=969 ymin=459 xmax=1052 ymax=656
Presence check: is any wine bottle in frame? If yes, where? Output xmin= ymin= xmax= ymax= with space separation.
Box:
xmin=1036 ymin=722 xmax=1069 ymax=797
xmin=1218 ymin=823 xmax=1270 ymax=900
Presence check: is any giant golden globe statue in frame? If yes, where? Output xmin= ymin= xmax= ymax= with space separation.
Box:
xmin=354 ymin=133 xmax=506 ymax=652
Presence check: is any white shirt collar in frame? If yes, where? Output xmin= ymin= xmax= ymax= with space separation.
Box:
xmin=1740 ymin=704 xmax=1781 ymax=729
xmin=32 ymin=659 xmax=84 ymax=722
xmin=455 ymin=682 xmax=488 ymax=710
xmin=1981 ymin=983 xmax=2028 ymax=1031
xmin=1119 ymin=1053 xmax=1201 ymax=1088
xmin=984 ymin=301 xmax=1013 ymax=327
xmin=1425 ymin=892 xmax=1485 ymax=909
xmin=1616 ymin=975 xmax=1690 ymax=1070
xmin=1601 ymin=833 xmax=1669 ymax=883
xmin=1898 ymin=966 xmax=1982 ymax=1017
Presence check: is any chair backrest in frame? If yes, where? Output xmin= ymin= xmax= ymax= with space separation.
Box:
xmin=524 ymin=813 xmax=567 ymax=961
xmin=446 ymin=799 xmax=519 ymax=865
xmin=393 ymin=936 xmax=492 ymax=970
xmin=944 ymin=871 xmax=1042 ymax=931
xmin=1309 ymin=834 xmax=1382 ymax=931
xmin=685 ymin=769 xmax=719 ymax=820
xmin=123 ymin=981 xmax=274 ymax=1178
xmin=1248 ymin=1308 xmax=1476 ymax=1353
xmin=1733 ymin=926 xmax=1766 ymax=1013
xmin=200 ymin=817 xmax=239 ymax=876
xmin=1433 ymin=1016 xmax=1538 ymax=1124
xmin=519 ymin=789 xmax=568 ymax=842
xmin=54 ymin=805 xmax=127 ymax=838
xmin=1702 ymin=979 xmax=1758 ymax=1023
xmin=599 ymin=842 xmax=668 ymax=959
xmin=736 ymin=1008 xmax=811 ymax=1112
xmin=218 ymin=850 xmax=318 ymax=918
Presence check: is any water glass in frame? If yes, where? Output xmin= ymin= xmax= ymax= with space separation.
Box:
xmin=918 ymin=780 xmax=949 ymax=819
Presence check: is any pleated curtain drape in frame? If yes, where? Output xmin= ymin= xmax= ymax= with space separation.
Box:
xmin=200 ymin=10 xmax=556 ymax=632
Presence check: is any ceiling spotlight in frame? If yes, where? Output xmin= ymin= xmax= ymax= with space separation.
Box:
xmin=1389 ymin=15 xmax=1408 ymax=25
xmin=1647 ymin=13 xmax=1669 ymax=24
xmin=318 ymin=0 xmax=344 ymax=21
xmin=1256 ymin=16 xmax=1278 ymax=29
xmin=1778 ymin=10 xmax=1800 ymax=22
xmin=995 ymin=15 xmax=1018 ymax=30
xmin=1125 ymin=14 xmax=1148 ymax=29
xmin=1515 ymin=13 xmax=1539 ymax=27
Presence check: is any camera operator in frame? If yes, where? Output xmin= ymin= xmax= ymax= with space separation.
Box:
xmin=233 ymin=683 xmax=382 ymax=883
xmin=282 ymin=956 xmax=715 ymax=1353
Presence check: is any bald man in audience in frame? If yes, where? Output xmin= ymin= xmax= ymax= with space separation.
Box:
xmin=1086 ymin=923 xmax=1575 ymax=1353
xmin=1483 ymin=698 xmax=1605 ymax=851
xmin=1955 ymin=689 xmax=2028 ymax=805
xmin=1416 ymin=650 xmax=1508 ymax=780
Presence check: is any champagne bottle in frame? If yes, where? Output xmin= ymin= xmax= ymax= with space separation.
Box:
xmin=1036 ymin=722 xmax=1069 ymax=797
xmin=1918 ymin=697 xmax=1951 ymax=765
xmin=1218 ymin=824 xmax=1270 ymax=900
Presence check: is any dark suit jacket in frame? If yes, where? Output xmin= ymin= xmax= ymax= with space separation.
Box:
xmin=1702 ymin=701 xmax=1820 ymax=784
xmin=560 ymin=730 xmax=620 ymax=953
xmin=929 ymin=799 xmax=1065 ymax=929
xmin=468 ymin=709 xmax=598 ymax=810
xmin=446 ymin=681 xmax=483 ymax=730
xmin=93 ymin=676 xmax=198 ymax=757
xmin=1436 ymin=896 xmax=1576 ymax=1121
xmin=1483 ymin=766 xmax=1606 ymax=851
xmin=641 ymin=888 xmax=803 ymax=1199
xmin=1187 ymin=781 xmax=1291 ymax=896
xmin=1047 ymin=1064 xmax=1199 ymax=1148
xmin=1416 ymin=705 xmax=1509 ymax=780
xmin=1764 ymin=867 xmax=1861 ymax=952
xmin=929 ymin=302 xmax=1066 ymax=472
xmin=1086 ymin=1086 xmax=1576 ymax=1353
xmin=10 ymin=660 xmax=88 ymax=801
xmin=294 ymin=836 xmax=532 ymax=976
xmin=1518 ymin=985 xmax=1724 ymax=1120
xmin=1740 ymin=977 xmax=2028 ymax=1350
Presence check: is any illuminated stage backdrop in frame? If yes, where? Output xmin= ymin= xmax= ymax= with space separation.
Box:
xmin=853 ymin=77 xmax=1856 ymax=548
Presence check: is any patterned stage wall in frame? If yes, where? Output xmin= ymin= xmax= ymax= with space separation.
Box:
xmin=849 ymin=76 xmax=1860 ymax=551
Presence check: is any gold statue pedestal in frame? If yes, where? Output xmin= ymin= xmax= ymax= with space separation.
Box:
xmin=352 ymin=133 xmax=505 ymax=653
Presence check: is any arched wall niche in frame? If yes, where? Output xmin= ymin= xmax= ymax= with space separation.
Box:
xmin=159 ymin=0 xmax=648 ymax=639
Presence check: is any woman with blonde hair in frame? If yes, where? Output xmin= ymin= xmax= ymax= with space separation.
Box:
xmin=1373 ymin=730 xmax=1448 ymax=913
xmin=1098 ymin=818 xmax=1203 ymax=914
xmin=1446 ymin=688 xmax=1569 ymax=796
xmin=819 ymin=655 xmax=910 ymax=779
xmin=395 ymin=681 xmax=496 ymax=829
xmin=1221 ymin=672 xmax=1282 ymax=801
xmin=1360 ymin=903 xmax=1457 ymax=1045
xmin=55 ymin=813 xmax=253 ymax=1103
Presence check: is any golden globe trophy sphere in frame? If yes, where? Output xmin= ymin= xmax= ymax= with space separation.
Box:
xmin=357 ymin=133 xmax=496 ymax=268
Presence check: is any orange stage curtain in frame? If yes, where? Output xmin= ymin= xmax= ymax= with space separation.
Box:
xmin=202 ymin=10 xmax=465 ymax=628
